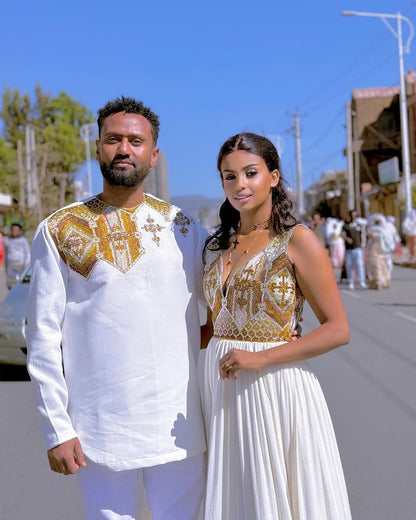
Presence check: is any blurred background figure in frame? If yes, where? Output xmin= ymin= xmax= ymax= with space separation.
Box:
xmin=342 ymin=210 xmax=367 ymax=290
xmin=0 ymin=228 xmax=4 ymax=266
xmin=310 ymin=212 xmax=328 ymax=250
xmin=385 ymin=215 xmax=402 ymax=274
xmin=401 ymin=209 xmax=416 ymax=262
xmin=326 ymin=217 xmax=345 ymax=282
xmin=4 ymin=223 xmax=31 ymax=289
xmin=366 ymin=215 xmax=395 ymax=290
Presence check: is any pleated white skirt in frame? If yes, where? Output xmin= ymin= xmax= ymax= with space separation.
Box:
xmin=198 ymin=338 xmax=352 ymax=520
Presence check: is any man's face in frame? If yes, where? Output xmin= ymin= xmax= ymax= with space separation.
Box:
xmin=10 ymin=225 xmax=22 ymax=238
xmin=96 ymin=112 xmax=159 ymax=187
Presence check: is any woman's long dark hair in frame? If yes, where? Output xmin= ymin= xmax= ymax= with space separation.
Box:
xmin=205 ymin=132 xmax=298 ymax=254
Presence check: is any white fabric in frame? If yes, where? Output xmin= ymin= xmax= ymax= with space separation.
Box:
xmin=199 ymin=339 xmax=352 ymax=520
xmin=77 ymin=453 xmax=206 ymax=520
xmin=26 ymin=194 xmax=207 ymax=470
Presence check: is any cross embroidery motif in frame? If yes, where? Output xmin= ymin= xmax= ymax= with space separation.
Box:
xmin=269 ymin=273 xmax=292 ymax=302
xmin=142 ymin=215 xmax=164 ymax=245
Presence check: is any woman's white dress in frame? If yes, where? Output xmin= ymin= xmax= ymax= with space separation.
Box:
xmin=199 ymin=228 xmax=352 ymax=519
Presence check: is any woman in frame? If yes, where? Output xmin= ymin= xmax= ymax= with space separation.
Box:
xmin=199 ymin=133 xmax=352 ymax=519
xmin=366 ymin=215 xmax=394 ymax=290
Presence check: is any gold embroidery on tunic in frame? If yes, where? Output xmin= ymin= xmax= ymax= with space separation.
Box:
xmin=48 ymin=199 xmax=145 ymax=278
xmin=142 ymin=215 xmax=164 ymax=245
xmin=173 ymin=212 xmax=191 ymax=237
xmin=143 ymin=194 xmax=171 ymax=221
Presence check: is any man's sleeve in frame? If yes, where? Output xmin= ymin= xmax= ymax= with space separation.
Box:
xmin=26 ymin=221 xmax=77 ymax=450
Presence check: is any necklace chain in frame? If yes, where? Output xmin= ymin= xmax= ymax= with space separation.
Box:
xmin=226 ymin=218 xmax=271 ymax=269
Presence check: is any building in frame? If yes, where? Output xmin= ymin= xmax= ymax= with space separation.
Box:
xmin=348 ymin=71 xmax=416 ymax=222
xmin=143 ymin=150 xmax=169 ymax=201
xmin=304 ymin=170 xmax=348 ymax=220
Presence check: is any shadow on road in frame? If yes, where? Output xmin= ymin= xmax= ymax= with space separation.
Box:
xmin=0 ymin=364 xmax=30 ymax=381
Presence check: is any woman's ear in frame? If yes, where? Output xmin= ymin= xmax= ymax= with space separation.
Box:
xmin=271 ymin=170 xmax=280 ymax=188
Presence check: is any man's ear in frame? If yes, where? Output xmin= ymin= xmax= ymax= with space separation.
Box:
xmin=150 ymin=147 xmax=160 ymax=168
xmin=95 ymin=140 xmax=100 ymax=162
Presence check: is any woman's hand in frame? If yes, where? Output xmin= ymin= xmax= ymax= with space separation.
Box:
xmin=219 ymin=349 xmax=267 ymax=380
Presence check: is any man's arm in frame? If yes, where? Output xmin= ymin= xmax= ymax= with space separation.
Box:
xmin=26 ymin=222 xmax=82 ymax=472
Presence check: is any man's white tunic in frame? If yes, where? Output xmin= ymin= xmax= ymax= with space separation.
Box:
xmin=26 ymin=194 xmax=207 ymax=470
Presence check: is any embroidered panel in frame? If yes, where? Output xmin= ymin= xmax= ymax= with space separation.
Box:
xmin=48 ymin=199 xmax=146 ymax=278
xmin=143 ymin=194 xmax=171 ymax=221
xmin=203 ymin=230 xmax=304 ymax=342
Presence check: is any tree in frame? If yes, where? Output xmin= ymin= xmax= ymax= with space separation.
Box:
xmin=0 ymin=86 xmax=95 ymax=228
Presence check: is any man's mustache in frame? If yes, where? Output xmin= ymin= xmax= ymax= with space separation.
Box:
xmin=111 ymin=155 xmax=135 ymax=167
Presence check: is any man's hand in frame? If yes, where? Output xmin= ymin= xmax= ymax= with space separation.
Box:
xmin=47 ymin=437 xmax=86 ymax=475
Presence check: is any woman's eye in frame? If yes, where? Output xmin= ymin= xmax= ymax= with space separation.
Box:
xmin=224 ymin=175 xmax=235 ymax=181
xmin=247 ymin=170 xmax=257 ymax=177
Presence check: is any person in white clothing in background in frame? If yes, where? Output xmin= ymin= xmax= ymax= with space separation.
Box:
xmin=4 ymin=222 xmax=31 ymax=289
xmin=26 ymin=96 xmax=207 ymax=520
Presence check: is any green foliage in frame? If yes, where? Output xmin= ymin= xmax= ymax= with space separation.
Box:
xmin=0 ymin=137 xmax=17 ymax=191
xmin=0 ymin=85 xmax=95 ymax=227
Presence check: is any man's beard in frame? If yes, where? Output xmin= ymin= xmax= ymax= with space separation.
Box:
xmin=100 ymin=156 xmax=150 ymax=187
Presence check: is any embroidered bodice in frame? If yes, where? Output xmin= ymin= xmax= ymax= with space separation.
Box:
xmin=203 ymin=228 xmax=304 ymax=342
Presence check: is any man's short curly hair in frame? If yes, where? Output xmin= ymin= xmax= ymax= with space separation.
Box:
xmin=97 ymin=96 xmax=160 ymax=144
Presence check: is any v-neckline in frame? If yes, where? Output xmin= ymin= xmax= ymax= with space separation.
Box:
xmin=220 ymin=235 xmax=278 ymax=297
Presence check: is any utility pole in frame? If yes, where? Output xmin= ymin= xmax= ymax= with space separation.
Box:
xmin=17 ymin=139 xmax=25 ymax=213
xmin=346 ymin=102 xmax=355 ymax=211
xmin=25 ymin=125 xmax=34 ymax=210
xmin=294 ymin=114 xmax=305 ymax=219
xmin=351 ymin=112 xmax=361 ymax=216
xmin=80 ymin=123 xmax=94 ymax=197
xmin=25 ymin=124 xmax=43 ymax=220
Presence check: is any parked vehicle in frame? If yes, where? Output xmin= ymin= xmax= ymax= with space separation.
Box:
xmin=0 ymin=265 xmax=30 ymax=365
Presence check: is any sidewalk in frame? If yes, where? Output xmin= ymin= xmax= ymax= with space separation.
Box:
xmin=393 ymin=245 xmax=416 ymax=269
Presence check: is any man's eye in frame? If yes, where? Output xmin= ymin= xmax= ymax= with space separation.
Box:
xmin=131 ymin=139 xmax=142 ymax=146
xmin=106 ymin=136 xmax=118 ymax=143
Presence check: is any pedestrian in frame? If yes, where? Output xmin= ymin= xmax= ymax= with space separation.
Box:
xmin=385 ymin=215 xmax=402 ymax=274
xmin=401 ymin=208 xmax=416 ymax=262
xmin=326 ymin=216 xmax=345 ymax=281
xmin=0 ymin=227 xmax=5 ymax=266
xmin=4 ymin=222 xmax=31 ymax=289
xmin=310 ymin=211 xmax=327 ymax=248
xmin=199 ymin=132 xmax=352 ymax=519
xmin=26 ymin=96 xmax=207 ymax=520
xmin=366 ymin=215 xmax=395 ymax=290
xmin=342 ymin=210 xmax=368 ymax=290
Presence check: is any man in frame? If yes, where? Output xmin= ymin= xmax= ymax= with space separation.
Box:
xmin=4 ymin=222 xmax=31 ymax=289
xmin=342 ymin=209 xmax=368 ymax=290
xmin=26 ymin=97 xmax=207 ymax=520
xmin=309 ymin=212 xmax=327 ymax=249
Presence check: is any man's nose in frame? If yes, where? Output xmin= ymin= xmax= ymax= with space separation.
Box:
xmin=118 ymin=138 xmax=131 ymax=155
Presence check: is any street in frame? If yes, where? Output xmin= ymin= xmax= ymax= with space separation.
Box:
xmin=0 ymin=264 xmax=415 ymax=519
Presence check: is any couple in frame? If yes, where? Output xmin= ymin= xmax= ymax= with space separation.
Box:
xmin=26 ymin=97 xmax=352 ymax=519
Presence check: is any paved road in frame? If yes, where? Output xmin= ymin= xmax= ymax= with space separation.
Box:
xmin=306 ymin=264 xmax=416 ymax=519
xmin=1 ymin=264 xmax=415 ymax=519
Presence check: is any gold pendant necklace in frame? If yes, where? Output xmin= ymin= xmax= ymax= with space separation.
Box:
xmin=226 ymin=218 xmax=271 ymax=269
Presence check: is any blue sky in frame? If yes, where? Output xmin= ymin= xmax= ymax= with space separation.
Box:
xmin=1 ymin=0 xmax=416 ymax=199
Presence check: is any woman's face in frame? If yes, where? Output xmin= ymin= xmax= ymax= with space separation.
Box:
xmin=220 ymin=150 xmax=279 ymax=215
